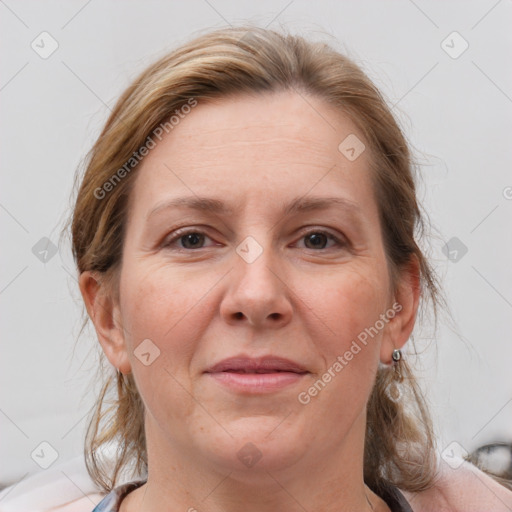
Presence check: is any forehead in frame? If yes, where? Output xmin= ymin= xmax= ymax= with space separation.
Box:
xmin=128 ymin=90 xmax=377 ymax=217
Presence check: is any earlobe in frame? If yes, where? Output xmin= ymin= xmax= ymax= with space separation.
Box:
xmin=78 ymin=270 xmax=132 ymax=375
xmin=380 ymin=255 xmax=421 ymax=364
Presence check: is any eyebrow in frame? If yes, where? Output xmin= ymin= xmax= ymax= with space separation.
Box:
xmin=147 ymin=195 xmax=363 ymax=221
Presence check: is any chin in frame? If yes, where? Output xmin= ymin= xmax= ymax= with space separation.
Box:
xmin=199 ymin=419 xmax=305 ymax=474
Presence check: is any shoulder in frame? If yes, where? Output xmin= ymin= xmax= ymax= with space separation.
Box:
xmin=400 ymin=456 xmax=512 ymax=512
xmin=43 ymin=493 xmax=106 ymax=512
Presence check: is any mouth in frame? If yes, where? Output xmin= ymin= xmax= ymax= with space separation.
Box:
xmin=204 ymin=355 xmax=308 ymax=374
xmin=218 ymin=369 xmax=304 ymax=374
xmin=204 ymin=355 xmax=309 ymax=393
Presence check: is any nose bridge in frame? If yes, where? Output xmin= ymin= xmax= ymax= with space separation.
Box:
xmin=234 ymin=232 xmax=281 ymax=299
xmin=221 ymin=231 xmax=292 ymax=327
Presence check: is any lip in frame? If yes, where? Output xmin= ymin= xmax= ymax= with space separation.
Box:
xmin=204 ymin=355 xmax=309 ymax=394
xmin=205 ymin=355 xmax=308 ymax=374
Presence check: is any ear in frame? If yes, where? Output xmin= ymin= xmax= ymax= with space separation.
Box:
xmin=79 ymin=270 xmax=132 ymax=375
xmin=380 ymin=255 xmax=421 ymax=364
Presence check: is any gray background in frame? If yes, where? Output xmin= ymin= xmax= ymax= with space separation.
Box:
xmin=1 ymin=0 xmax=511 ymax=491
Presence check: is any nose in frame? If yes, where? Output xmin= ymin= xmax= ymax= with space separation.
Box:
xmin=220 ymin=243 xmax=293 ymax=329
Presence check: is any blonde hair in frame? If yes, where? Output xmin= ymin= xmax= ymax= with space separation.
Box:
xmin=69 ymin=25 xmax=449 ymax=496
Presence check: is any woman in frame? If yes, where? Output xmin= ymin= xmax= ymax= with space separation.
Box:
xmin=60 ymin=26 xmax=511 ymax=511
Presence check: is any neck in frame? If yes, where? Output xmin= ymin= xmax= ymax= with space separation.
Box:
xmin=121 ymin=411 xmax=390 ymax=512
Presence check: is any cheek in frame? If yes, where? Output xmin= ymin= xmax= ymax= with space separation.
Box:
xmin=118 ymin=265 xmax=217 ymax=372
xmin=122 ymin=260 xmax=214 ymax=326
xmin=290 ymin=266 xmax=388 ymax=444
xmin=308 ymin=264 xmax=388 ymax=345
xmin=117 ymin=266 xmax=217 ymax=424
xmin=301 ymin=264 xmax=388 ymax=398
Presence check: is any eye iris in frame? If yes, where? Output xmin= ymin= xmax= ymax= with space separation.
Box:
xmin=305 ymin=233 xmax=327 ymax=249
xmin=181 ymin=233 xmax=204 ymax=249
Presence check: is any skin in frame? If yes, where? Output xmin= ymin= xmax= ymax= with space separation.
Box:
xmin=79 ymin=90 xmax=421 ymax=512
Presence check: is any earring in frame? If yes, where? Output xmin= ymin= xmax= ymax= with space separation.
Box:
xmin=388 ymin=349 xmax=403 ymax=402
xmin=391 ymin=349 xmax=403 ymax=382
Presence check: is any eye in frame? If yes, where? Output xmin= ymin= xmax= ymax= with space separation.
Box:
xmin=296 ymin=229 xmax=346 ymax=250
xmin=162 ymin=227 xmax=347 ymax=252
xmin=163 ymin=228 xmax=216 ymax=250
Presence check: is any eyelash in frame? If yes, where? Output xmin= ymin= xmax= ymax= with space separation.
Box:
xmin=162 ymin=227 xmax=347 ymax=252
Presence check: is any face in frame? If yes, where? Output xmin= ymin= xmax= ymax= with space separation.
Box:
xmin=86 ymin=90 xmax=414 ymax=478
